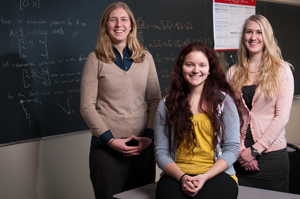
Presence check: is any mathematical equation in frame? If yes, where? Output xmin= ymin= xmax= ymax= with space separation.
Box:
xmin=136 ymin=17 xmax=193 ymax=32
xmin=146 ymin=37 xmax=213 ymax=49
xmin=20 ymin=0 xmax=40 ymax=10
xmin=19 ymin=37 xmax=49 ymax=59
xmin=158 ymin=69 xmax=172 ymax=79
xmin=155 ymin=54 xmax=176 ymax=64
xmin=1 ymin=17 xmax=88 ymax=60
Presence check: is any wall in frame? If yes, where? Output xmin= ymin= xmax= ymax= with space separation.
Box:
xmin=286 ymin=100 xmax=300 ymax=143
xmin=0 ymin=132 xmax=94 ymax=199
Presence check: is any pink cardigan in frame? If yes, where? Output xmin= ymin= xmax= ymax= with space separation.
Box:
xmin=226 ymin=63 xmax=294 ymax=154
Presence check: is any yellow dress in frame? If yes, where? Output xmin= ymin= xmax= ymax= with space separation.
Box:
xmin=175 ymin=113 xmax=238 ymax=183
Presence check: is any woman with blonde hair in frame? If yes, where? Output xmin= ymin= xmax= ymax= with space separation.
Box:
xmin=80 ymin=2 xmax=161 ymax=198
xmin=226 ymin=14 xmax=294 ymax=192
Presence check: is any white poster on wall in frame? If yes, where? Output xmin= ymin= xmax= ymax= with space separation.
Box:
xmin=213 ymin=0 xmax=256 ymax=51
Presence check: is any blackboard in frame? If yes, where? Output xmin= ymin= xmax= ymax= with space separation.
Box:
xmin=0 ymin=0 xmax=298 ymax=146
xmin=256 ymin=1 xmax=300 ymax=99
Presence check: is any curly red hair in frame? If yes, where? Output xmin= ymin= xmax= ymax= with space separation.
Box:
xmin=166 ymin=42 xmax=242 ymax=153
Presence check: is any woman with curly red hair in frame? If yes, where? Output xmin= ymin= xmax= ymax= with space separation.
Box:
xmin=154 ymin=42 xmax=241 ymax=199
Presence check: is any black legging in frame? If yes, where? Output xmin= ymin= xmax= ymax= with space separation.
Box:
xmin=156 ymin=173 xmax=238 ymax=199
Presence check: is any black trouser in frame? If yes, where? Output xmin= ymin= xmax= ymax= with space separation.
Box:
xmin=156 ymin=173 xmax=238 ymax=199
xmin=89 ymin=140 xmax=155 ymax=199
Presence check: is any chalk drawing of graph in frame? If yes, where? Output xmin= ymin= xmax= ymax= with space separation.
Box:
xmin=54 ymin=96 xmax=74 ymax=115
xmin=20 ymin=98 xmax=39 ymax=125
xmin=22 ymin=66 xmax=51 ymax=88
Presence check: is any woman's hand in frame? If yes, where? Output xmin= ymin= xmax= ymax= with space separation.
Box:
xmin=132 ymin=136 xmax=152 ymax=150
xmin=124 ymin=136 xmax=152 ymax=157
xmin=242 ymin=159 xmax=260 ymax=171
xmin=181 ymin=174 xmax=207 ymax=197
xmin=108 ymin=136 xmax=140 ymax=156
xmin=238 ymin=147 xmax=256 ymax=166
xmin=181 ymin=174 xmax=196 ymax=196
xmin=108 ymin=135 xmax=152 ymax=157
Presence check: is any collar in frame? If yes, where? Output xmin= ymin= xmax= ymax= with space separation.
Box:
xmin=112 ymin=45 xmax=132 ymax=58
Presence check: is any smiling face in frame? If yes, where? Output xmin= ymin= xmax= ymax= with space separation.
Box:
xmin=107 ymin=8 xmax=132 ymax=46
xmin=182 ymin=51 xmax=210 ymax=90
xmin=244 ymin=20 xmax=264 ymax=56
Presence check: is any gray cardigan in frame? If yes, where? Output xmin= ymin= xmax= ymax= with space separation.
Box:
xmin=154 ymin=93 xmax=240 ymax=176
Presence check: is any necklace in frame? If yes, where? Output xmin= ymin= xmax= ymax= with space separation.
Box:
xmin=250 ymin=70 xmax=260 ymax=73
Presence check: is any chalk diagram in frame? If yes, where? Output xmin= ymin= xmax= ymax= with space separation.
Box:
xmin=54 ymin=96 xmax=74 ymax=115
xmin=19 ymin=37 xmax=49 ymax=59
xmin=20 ymin=98 xmax=40 ymax=125
xmin=22 ymin=66 xmax=51 ymax=88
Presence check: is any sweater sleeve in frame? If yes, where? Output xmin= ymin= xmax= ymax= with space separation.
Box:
xmin=154 ymin=99 xmax=175 ymax=171
xmin=145 ymin=51 xmax=162 ymax=131
xmin=253 ymin=64 xmax=294 ymax=153
xmin=80 ymin=52 xmax=110 ymax=139
xmin=218 ymin=95 xmax=240 ymax=167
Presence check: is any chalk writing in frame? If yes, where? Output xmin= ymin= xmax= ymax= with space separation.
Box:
xmin=155 ymin=54 xmax=176 ymax=64
xmin=20 ymin=0 xmax=40 ymax=10
xmin=0 ymin=18 xmax=13 ymax=24
xmin=158 ymin=69 xmax=171 ymax=79
xmin=146 ymin=38 xmax=213 ymax=48
xmin=163 ymin=87 xmax=170 ymax=96
xmin=136 ymin=17 xmax=193 ymax=32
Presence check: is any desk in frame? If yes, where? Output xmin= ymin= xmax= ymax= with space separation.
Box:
xmin=113 ymin=182 xmax=300 ymax=199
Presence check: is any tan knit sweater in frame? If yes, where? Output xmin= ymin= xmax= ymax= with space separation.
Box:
xmin=80 ymin=50 xmax=161 ymax=139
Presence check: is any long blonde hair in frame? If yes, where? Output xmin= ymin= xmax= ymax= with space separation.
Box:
xmin=231 ymin=14 xmax=292 ymax=98
xmin=94 ymin=2 xmax=145 ymax=63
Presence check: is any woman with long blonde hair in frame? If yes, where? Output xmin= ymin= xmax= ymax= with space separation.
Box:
xmin=80 ymin=2 xmax=161 ymax=198
xmin=227 ymin=14 xmax=294 ymax=192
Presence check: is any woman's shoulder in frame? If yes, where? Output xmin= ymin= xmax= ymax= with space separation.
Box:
xmin=216 ymin=91 xmax=234 ymax=105
xmin=158 ymin=97 xmax=167 ymax=107
xmin=223 ymin=92 xmax=235 ymax=104
xmin=279 ymin=62 xmax=294 ymax=80
xmin=156 ymin=97 xmax=168 ymax=116
xmin=227 ymin=64 xmax=238 ymax=74
xmin=142 ymin=49 xmax=152 ymax=57
xmin=138 ymin=49 xmax=155 ymax=64
xmin=87 ymin=51 xmax=99 ymax=61
xmin=226 ymin=64 xmax=238 ymax=80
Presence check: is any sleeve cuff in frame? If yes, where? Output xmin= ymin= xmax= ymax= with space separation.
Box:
xmin=92 ymin=130 xmax=114 ymax=146
xmin=144 ymin=128 xmax=154 ymax=141
xmin=253 ymin=141 xmax=266 ymax=155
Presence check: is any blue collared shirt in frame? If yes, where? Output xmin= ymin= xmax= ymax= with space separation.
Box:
xmin=113 ymin=45 xmax=133 ymax=71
